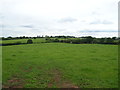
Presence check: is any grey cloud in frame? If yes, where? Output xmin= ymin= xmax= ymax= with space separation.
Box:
xmin=58 ymin=17 xmax=77 ymax=23
xmin=20 ymin=25 xmax=34 ymax=28
xmin=90 ymin=20 xmax=113 ymax=24
xmin=102 ymin=20 xmax=113 ymax=24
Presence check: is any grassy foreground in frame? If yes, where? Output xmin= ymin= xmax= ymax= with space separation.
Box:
xmin=2 ymin=43 xmax=118 ymax=88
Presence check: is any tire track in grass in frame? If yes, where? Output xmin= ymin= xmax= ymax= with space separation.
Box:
xmin=48 ymin=69 xmax=79 ymax=88
xmin=3 ymin=63 xmax=34 ymax=88
xmin=3 ymin=76 xmax=24 ymax=88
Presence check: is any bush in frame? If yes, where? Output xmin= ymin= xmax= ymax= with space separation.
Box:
xmin=27 ymin=39 xmax=33 ymax=44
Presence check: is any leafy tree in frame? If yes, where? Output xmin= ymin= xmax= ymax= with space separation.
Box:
xmin=81 ymin=36 xmax=94 ymax=43
xmin=99 ymin=38 xmax=105 ymax=44
xmin=71 ymin=38 xmax=81 ymax=44
xmin=7 ymin=36 xmax=12 ymax=40
xmin=54 ymin=38 xmax=59 ymax=42
xmin=92 ymin=39 xmax=99 ymax=44
xmin=104 ymin=38 xmax=114 ymax=44
xmin=112 ymin=37 xmax=117 ymax=40
xmin=33 ymin=37 xmax=36 ymax=39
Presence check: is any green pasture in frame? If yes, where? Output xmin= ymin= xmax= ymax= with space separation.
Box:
xmin=2 ymin=43 xmax=118 ymax=88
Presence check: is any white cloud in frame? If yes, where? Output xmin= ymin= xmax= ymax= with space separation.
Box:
xmin=0 ymin=0 xmax=119 ymax=37
xmin=58 ymin=17 xmax=77 ymax=23
xmin=90 ymin=20 xmax=113 ymax=24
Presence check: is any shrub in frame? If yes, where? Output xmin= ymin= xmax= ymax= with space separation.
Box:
xmin=27 ymin=39 xmax=33 ymax=44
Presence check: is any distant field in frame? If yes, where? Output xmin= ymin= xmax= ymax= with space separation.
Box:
xmin=1 ymin=38 xmax=46 ymax=44
xmin=2 ymin=43 xmax=118 ymax=88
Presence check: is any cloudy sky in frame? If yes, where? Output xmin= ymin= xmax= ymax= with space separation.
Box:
xmin=0 ymin=0 xmax=119 ymax=37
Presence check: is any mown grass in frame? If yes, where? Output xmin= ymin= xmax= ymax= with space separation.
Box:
xmin=2 ymin=43 xmax=118 ymax=88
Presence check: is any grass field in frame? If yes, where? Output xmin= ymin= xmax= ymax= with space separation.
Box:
xmin=1 ymin=38 xmax=46 ymax=44
xmin=2 ymin=43 xmax=118 ymax=88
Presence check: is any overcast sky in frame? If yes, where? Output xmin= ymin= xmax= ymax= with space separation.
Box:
xmin=0 ymin=0 xmax=119 ymax=37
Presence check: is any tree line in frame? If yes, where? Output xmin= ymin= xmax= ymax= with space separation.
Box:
xmin=0 ymin=35 xmax=76 ymax=40
xmin=45 ymin=36 xmax=120 ymax=45
xmin=0 ymin=35 xmax=119 ymax=45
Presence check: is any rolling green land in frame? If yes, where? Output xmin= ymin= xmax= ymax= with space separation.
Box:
xmin=1 ymin=38 xmax=46 ymax=44
xmin=2 ymin=41 xmax=118 ymax=88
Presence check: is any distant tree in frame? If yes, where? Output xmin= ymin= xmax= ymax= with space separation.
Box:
xmin=80 ymin=38 xmax=88 ymax=43
xmin=71 ymin=38 xmax=81 ymax=44
xmin=92 ymin=39 xmax=98 ymax=44
xmin=99 ymin=38 xmax=105 ymax=44
xmin=23 ymin=36 xmax=26 ymax=39
xmin=112 ymin=37 xmax=117 ymax=40
xmin=1 ymin=37 xmax=5 ymax=40
xmin=20 ymin=36 xmax=23 ymax=39
xmin=118 ymin=40 xmax=120 ymax=44
xmin=37 ymin=35 xmax=40 ymax=38
xmin=63 ymin=39 xmax=71 ymax=43
xmin=33 ymin=37 xmax=36 ymax=39
xmin=45 ymin=35 xmax=49 ymax=38
xmin=104 ymin=38 xmax=114 ymax=44
xmin=81 ymin=36 xmax=94 ymax=43
xmin=27 ymin=39 xmax=33 ymax=44
xmin=54 ymin=38 xmax=59 ymax=42
xmin=16 ymin=37 xmax=20 ymax=39
xmin=50 ymin=36 xmax=53 ymax=38
xmin=7 ymin=36 xmax=12 ymax=40
xmin=45 ymin=35 xmax=50 ymax=41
